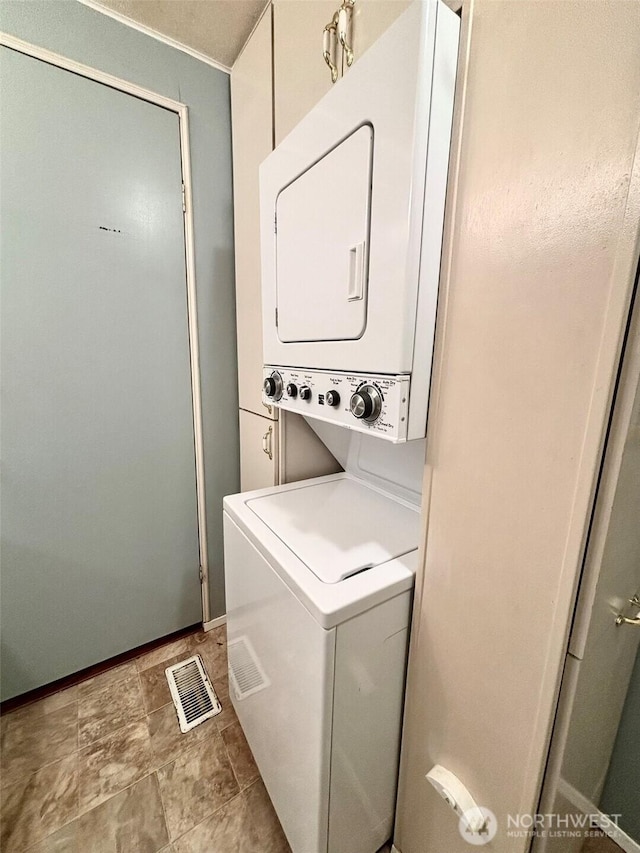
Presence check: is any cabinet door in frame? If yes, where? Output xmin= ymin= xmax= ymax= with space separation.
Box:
xmin=274 ymin=0 xmax=409 ymax=145
xmin=347 ymin=0 xmax=410 ymax=72
xmin=239 ymin=409 xmax=279 ymax=492
xmin=231 ymin=8 xmax=275 ymax=417
xmin=273 ymin=0 xmax=339 ymax=144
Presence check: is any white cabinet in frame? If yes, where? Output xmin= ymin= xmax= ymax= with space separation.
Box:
xmin=273 ymin=0 xmax=339 ymax=144
xmin=233 ymin=10 xmax=280 ymax=492
xmin=239 ymin=409 xmax=278 ymax=492
xmin=231 ymin=8 xmax=274 ymax=418
xmin=239 ymin=409 xmax=342 ymax=493
xmin=347 ymin=0 xmax=411 ymax=70
xmin=232 ymin=5 xmax=342 ymax=491
xmin=273 ymin=0 xmax=409 ymax=144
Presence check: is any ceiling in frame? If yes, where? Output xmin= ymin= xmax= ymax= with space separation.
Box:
xmin=85 ymin=0 xmax=270 ymax=69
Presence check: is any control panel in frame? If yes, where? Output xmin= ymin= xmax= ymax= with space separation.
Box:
xmin=262 ymin=366 xmax=411 ymax=442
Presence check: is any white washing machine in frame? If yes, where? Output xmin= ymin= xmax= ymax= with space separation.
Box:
xmin=224 ymin=430 xmax=425 ymax=853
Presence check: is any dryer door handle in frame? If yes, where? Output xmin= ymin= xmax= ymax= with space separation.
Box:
xmin=348 ymin=241 xmax=366 ymax=301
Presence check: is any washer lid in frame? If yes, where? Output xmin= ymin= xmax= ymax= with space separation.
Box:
xmin=246 ymin=477 xmax=419 ymax=584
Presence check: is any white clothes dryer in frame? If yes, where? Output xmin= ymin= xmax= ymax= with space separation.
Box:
xmin=259 ymin=0 xmax=460 ymax=442
xmin=223 ymin=432 xmax=425 ymax=853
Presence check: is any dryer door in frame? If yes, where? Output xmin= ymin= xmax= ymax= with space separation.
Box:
xmin=275 ymin=125 xmax=373 ymax=343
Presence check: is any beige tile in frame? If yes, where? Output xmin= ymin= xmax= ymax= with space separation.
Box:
xmin=0 ymin=753 xmax=78 ymax=850
xmin=77 ymin=662 xmax=138 ymax=698
xmin=78 ymin=674 xmax=145 ymax=748
xmin=36 ymin=686 xmax=79 ymax=714
xmin=148 ymin=703 xmax=219 ymax=770
xmin=173 ymin=779 xmax=290 ymax=853
xmin=190 ymin=627 xmax=227 ymax=683
xmin=222 ymin=722 xmax=259 ymax=790
xmin=215 ymin=695 xmax=238 ymax=733
xmin=136 ymin=638 xmax=191 ymax=674
xmin=1 ymin=686 xmax=78 ymax=736
xmin=157 ymin=731 xmax=239 ymax=840
xmin=77 ymin=719 xmax=153 ymax=813
xmin=187 ymin=628 xmax=210 ymax=650
xmin=581 ymin=831 xmax=622 ymax=852
xmin=213 ymin=671 xmax=229 ymax=699
xmin=0 ymin=702 xmax=78 ymax=789
xmin=28 ymin=772 xmax=169 ymax=853
xmin=140 ymin=655 xmax=185 ymax=714
xmin=210 ymin=671 xmax=236 ymax=730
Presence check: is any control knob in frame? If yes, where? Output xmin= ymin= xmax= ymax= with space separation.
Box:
xmin=286 ymin=383 xmax=298 ymax=398
xmin=326 ymin=390 xmax=340 ymax=407
xmin=263 ymin=372 xmax=283 ymax=400
xmin=299 ymin=385 xmax=312 ymax=401
xmin=350 ymin=385 xmax=382 ymax=423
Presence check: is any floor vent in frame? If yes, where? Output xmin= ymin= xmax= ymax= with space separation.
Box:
xmin=165 ymin=655 xmax=221 ymax=733
xmin=228 ymin=636 xmax=270 ymax=700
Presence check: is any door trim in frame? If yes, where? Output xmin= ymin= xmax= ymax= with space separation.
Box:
xmin=0 ymin=32 xmax=212 ymax=622
xmin=522 ymin=118 xmax=640 ymax=818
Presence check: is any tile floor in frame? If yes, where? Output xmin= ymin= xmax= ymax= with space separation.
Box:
xmin=581 ymin=830 xmax=626 ymax=852
xmin=0 ymin=627 xmax=291 ymax=853
xmin=16 ymin=632 xmax=616 ymax=853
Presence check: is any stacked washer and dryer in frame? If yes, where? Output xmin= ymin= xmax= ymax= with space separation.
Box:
xmin=223 ymin=3 xmax=460 ymax=852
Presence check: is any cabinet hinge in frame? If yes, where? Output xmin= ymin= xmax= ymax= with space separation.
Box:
xmin=275 ymin=307 xmax=278 ymax=327
xmin=182 ymin=183 xmax=187 ymax=213
xmin=198 ymin=565 xmax=204 ymax=584
xmin=274 ymin=213 xmax=277 ymax=235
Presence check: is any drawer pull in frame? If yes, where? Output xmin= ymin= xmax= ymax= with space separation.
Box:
xmin=262 ymin=425 xmax=273 ymax=461
xmin=323 ymin=12 xmax=339 ymax=84
xmin=338 ymin=0 xmax=355 ymax=67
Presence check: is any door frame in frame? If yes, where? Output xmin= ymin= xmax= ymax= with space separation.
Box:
xmin=0 ymin=32 xmax=212 ymax=623
xmin=533 ymin=147 xmax=640 ymax=850
xmin=534 ymin=279 xmax=640 ymax=853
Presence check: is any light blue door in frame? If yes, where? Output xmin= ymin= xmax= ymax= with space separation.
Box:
xmin=1 ymin=47 xmax=202 ymax=700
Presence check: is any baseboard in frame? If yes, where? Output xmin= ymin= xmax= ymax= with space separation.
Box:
xmin=557 ymin=778 xmax=640 ymax=853
xmin=1 ymin=622 xmax=201 ymax=713
xmin=203 ymin=614 xmax=227 ymax=632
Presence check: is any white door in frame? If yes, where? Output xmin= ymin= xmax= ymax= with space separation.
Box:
xmin=0 ymin=48 xmax=201 ymax=699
